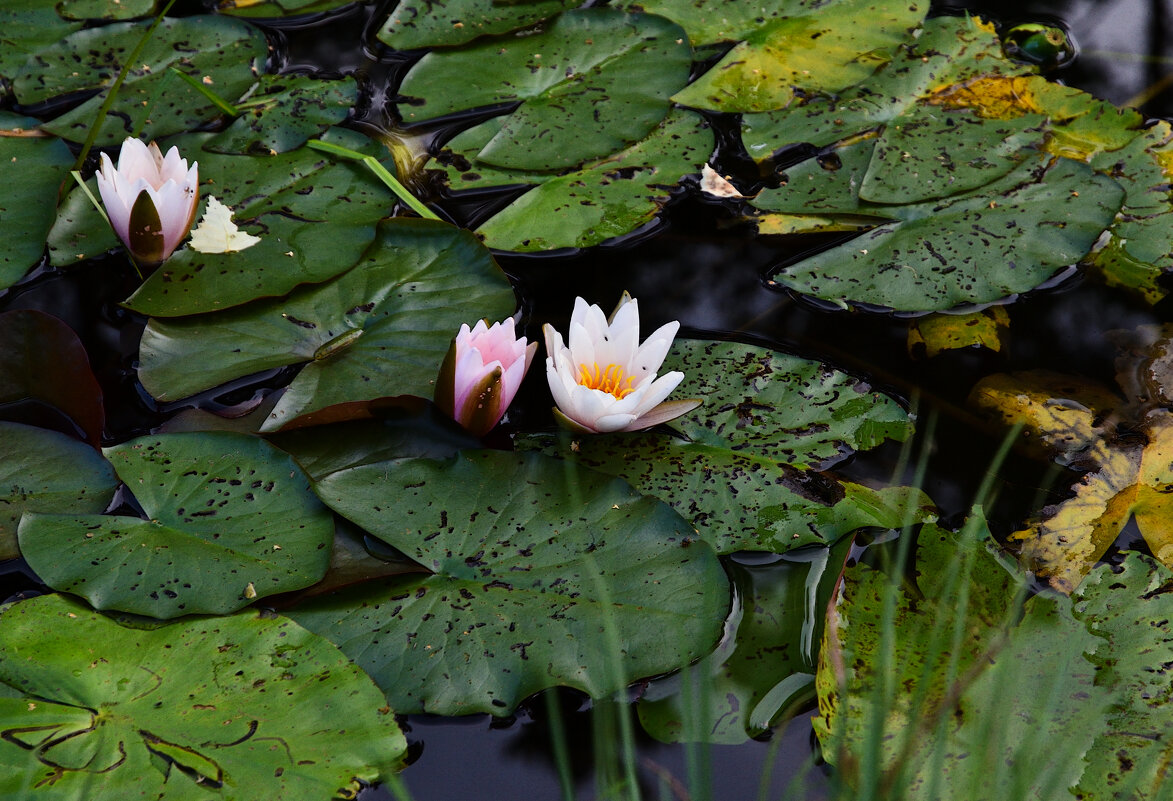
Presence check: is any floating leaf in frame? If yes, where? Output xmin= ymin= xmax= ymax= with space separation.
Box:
xmin=1073 ymin=553 xmax=1173 ymax=799
xmin=0 ymin=0 xmax=82 ymax=82
xmin=908 ymin=307 xmax=1010 ymax=358
xmin=54 ymin=128 xmax=396 ymax=314
xmin=292 ymin=450 xmax=730 ymax=716
xmin=468 ymin=108 xmax=711 ymax=251
xmin=15 ymin=16 xmax=266 ymax=147
xmin=399 ymin=9 xmax=691 ymax=170
xmin=521 ymin=340 xmax=925 ymax=553
xmin=638 ymin=541 xmax=849 ymax=744
xmin=815 ymin=514 xmax=1113 ymax=798
xmin=756 ymin=147 xmax=1124 ymax=312
xmin=19 ymin=432 xmax=333 ymax=618
xmin=0 ymin=422 xmax=117 ymax=562
xmin=0 ymin=310 xmax=105 ymax=446
xmin=1087 ymin=121 xmax=1173 ymax=304
xmin=0 ymin=593 xmax=406 ymax=799
xmin=57 ymin=0 xmax=155 ymax=20
xmin=216 ymin=0 xmax=358 ymax=18
xmin=205 ymin=74 xmax=359 ymax=155
xmin=138 ymin=219 xmax=516 ymax=431
xmin=378 ymin=0 xmax=580 ymax=50
xmin=672 ymin=0 xmax=927 ymax=113
xmin=0 ymin=115 xmax=74 ymax=289
xmin=616 ymin=0 xmax=823 ymax=47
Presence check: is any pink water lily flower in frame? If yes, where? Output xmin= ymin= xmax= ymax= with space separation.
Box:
xmin=96 ymin=138 xmax=199 ymax=266
xmin=543 ymin=294 xmax=701 ymax=433
xmin=436 ymin=318 xmax=537 ymax=436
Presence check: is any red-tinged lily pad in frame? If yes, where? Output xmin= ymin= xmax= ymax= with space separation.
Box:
xmin=0 ymin=310 xmax=104 ymax=446
xmin=18 ymin=431 xmax=333 ymax=618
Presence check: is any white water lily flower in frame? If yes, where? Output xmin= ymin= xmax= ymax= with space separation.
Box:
xmin=96 ymin=137 xmax=199 ymax=265
xmin=435 ymin=318 xmax=537 ymax=437
xmin=543 ymin=294 xmax=701 ymax=433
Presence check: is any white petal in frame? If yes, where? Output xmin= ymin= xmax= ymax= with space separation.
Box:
xmin=630 ymin=370 xmax=685 ymax=417
xmin=622 ymin=399 xmax=702 ymax=431
xmin=632 ymin=320 xmax=679 ymax=376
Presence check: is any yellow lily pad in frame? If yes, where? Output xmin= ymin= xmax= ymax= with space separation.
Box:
xmin=907 ymin=306 xmax=1010 ymax=359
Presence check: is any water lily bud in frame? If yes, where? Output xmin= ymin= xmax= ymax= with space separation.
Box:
xmin=95 ymin=137 xmax=199 ymax=267
xmin=436 ymin=318 xmax=537 ymax=437
xmin=543 ymin=294 xmax=701 ymax=433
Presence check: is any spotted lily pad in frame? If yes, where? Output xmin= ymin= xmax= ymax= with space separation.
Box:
xmin=15 ymin=16 xmax=266 ymax=147
xmin=755 ymin=146 xmax=1124 ymax=312
xmin=522 ymin=340 xmax=925 ymax=554
xmin=463 ymin=108 xmax=713 ymax=251
xmin=205 ymin=75 xmax=359 ymax=155
xmin=57 ymin=0 xmax=156 ymax=20
xmin=18 ymin=431 xmax=333 ymax=618
xmin=0 ymin=114 xmax=74 ymax=289
xmin=0 ymin=422 xmax=117 ymax=562
xmin=216 ymin=0 xmax=358 ymax=17
xmin=53 ymin=128 xmax=396 ymax=314
xmin=399 ymin=8 xmax=691 ymax=171
xmin=672 ymin=0 xmax=927 ymax=113
xmin=378 ymin=0 xmax=580 ymax=50
xmin=907 ymin=307 xmax=1010 ymax=359
xmin=292 ymin=449 xmax=730 ymax=716
xmin=137 ymin=219 xmax=516 ymax=431
xmin=0 ymin=0 xmax=82 ymax=82
xmin=815 ymin=514 xmax=1112 ymax=798
xmin=0 ymin=593 xmax=406 ymax=799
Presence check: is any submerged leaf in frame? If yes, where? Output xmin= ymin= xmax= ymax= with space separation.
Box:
xmin=907 ymin=306 xmax=1010 ymax=358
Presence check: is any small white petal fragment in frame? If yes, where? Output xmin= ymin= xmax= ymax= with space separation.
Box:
xmin=700 ymin=163 xmax=745 ymax=199
xmin=244 ymin=582 xmax=257 ymax=599
xmin=189 ymin=196 xmax=261 ymax=254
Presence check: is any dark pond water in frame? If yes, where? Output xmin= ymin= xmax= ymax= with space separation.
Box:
xmin=2 ymin=0 xmax=1168 ymax=798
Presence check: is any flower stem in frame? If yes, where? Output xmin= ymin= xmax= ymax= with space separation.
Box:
xmin=74 ymin=0 xmax=179 ymax=171
xmin=167 ymin=67 xmax=240 ymax=116
xmin=306 ymin=138 xmax=440 ymax=221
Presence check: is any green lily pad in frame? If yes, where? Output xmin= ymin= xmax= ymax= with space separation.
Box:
xmin=53 ymin=128 xmax=395 ymax=314
xmin=638 ymin=540 xmax=850 ymax=744
xmin=0 ymin=593 xmax=406 ymax=799
xmin=520 ymin=340 xmax=925 ymax=554
xmin=58 ymin=0 xmax=156 ymax=20
xmin=457 ymin=108 xmax=713 ymax=251
xmin=15 ymin=16 xmax=266 ymax=147
xmin=616 ymin=0 xmax=817 ymax=46
xmin=815 ymin=514 xmax=1113 ymax=798
xmin=137 ymin=218 xmax=516 ymax=431
xmin=1072 ymin=553 xmax=1173 ymax=800
xmin=216 ymin=0 xmax=357 ymax=18
xmin=755 ymin=146 xmax=1124 ymax=312
xmin=292 ymin=449 xmax=730 ymax=716
xmin=378 ymin=0 xmax=580 ymax=50
xmin=0 ymin=422 xmax=117 ymax=562
xmin=18 ymin=431 xmax=333 ymax=618
xmin=0 ymin=0 xmax=82 ymax=82
xmin=0 ymin=115 xmax=75 ymax=288
xmin=672 ymin=0 xmax=927 ymax=113
xmin=205 ymin=75 xmax=359 ymax=155
xmin=399 ymin=8 xmax=691 ymax=170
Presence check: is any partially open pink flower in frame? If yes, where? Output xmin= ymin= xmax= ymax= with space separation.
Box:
xmin=435 ymin=318 xmax=537 ymax=436
xmin=96 ymin=138 xmax=199 ymax=266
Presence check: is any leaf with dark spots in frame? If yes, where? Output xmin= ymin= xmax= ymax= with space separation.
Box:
xmin=0 ymin=594 xmax=406 ymax=799
xmin=379 ymin=0 xmax=580 ymax=50
xmin=15 ymin=16 xmax=266 ymax=147
xmin=138 ymin=219 xmax=516 ymax=432
xmin=19 ymin=431 xmax=333 ymax=618
xmin=292 ymin=450 xmax=729 ymax=716
xmin=0 ymin=421 xmax=118 ymax=562
xmin=207 ymin=75 xmax=357 ymax=155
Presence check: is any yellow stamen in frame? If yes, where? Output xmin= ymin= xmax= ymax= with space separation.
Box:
xmin=578 ymin=362 xmax=635 ymax=399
